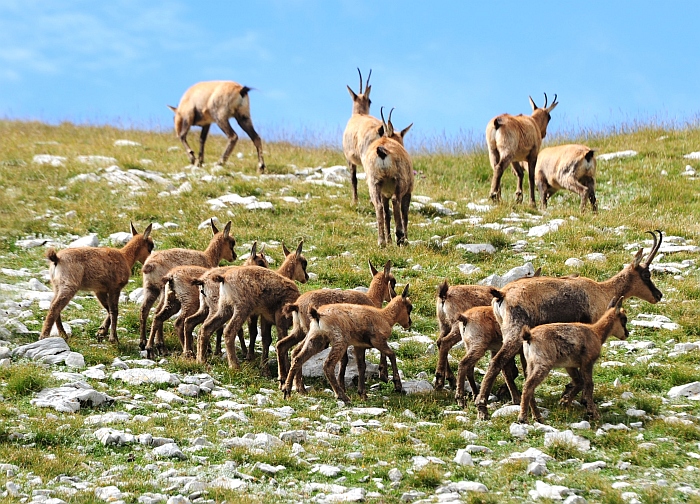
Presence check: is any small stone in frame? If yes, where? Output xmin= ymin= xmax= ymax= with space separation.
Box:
xmin=581 ymin=461 xmax=606 ymax=471
xmin=527 ymin=462 xmax=548 ymax=476
xmin=453 ymin=449 xmax=474 ymax=466
xmin=388 ymin=468 xmax=403 ymax=482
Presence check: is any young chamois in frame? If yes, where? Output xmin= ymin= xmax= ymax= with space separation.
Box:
xmin=138 ymin=220 xmax=236 ymax=352
xmin=195 ymin=241 xmax=308 ymax=370
xmin=361 ymin=107 xmax=414 ymax=247
xmin=535 ymin=144 xmax=597 ymax=212
xmin=474 ymin=230 xmax=664 ymax=420
xmin=40 ymin=223 xmax=154 ymax=344
xmin=518 ymin=296 xmax=628 ymax=423
xmin=146 ymin=242 xmax=268 ymax=358
xmin=168 ymin=81 xmax=266 ymax=172
xmin=453 ymin=305 xmax=523 ymax=408
xmin=276 ymin=260 xmax=397 ymax=392
xmin=282 ymin=284 xmax=412 ymax=403
xmin=486 ymin=93 xmax=559 ymax=205
xmin=433 ymin=269 xmax=541 ymax=391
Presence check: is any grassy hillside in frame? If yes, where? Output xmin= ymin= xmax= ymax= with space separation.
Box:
xmin=1 ymin=119 xmax=700 ymax=503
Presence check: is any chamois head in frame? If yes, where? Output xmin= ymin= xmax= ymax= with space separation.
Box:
xmin=347 ymin=68 xmax=372 ymax=115
xmin=389 ymin=283 xmax=413 ymax=329
xmin=246 ymin=241 xmax=269 ymax=268
xmin=626 ymin=230 xmax=664 ymax=304
xmin=605 ymin=296 xmax=629 ymax=340
xmin=213 ymin=220 xmax=236 ymax=262
xmin=528 ymin=93 xmax=559 ymax=139
xmin=369 ymin=259 xmax=397 ymax=302
xmin=282 ymin=240 xmax=309 ymax=283
xmin=375 ymin=107 xmax=413 ymax=145
xmin=130 ymin=221 xmax=155 ymax=263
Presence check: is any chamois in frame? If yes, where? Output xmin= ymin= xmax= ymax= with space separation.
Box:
xmin=283 ymin=284 xmax=412 ymax=403
xmin=474 ymin=230 xmax=663 ymax=420
xmin=147 ymin=242 xmax=268 ymax=358
xmin=276 ymin=260 xmax=397 ymax=391
xmin=168 ymin=81 xmax=265 ymax=172
xmin=518 ymin=296 xmax=628 ymax=423
xmin=195 ymin=241 xmax=308 ymax=370
xmin=433 ymin=269 xmax=541 ymax=390
xmin=138 ymin=220 xmax=236 ymax=352
xmin=361 ymin=107 xmax=414 ymax=247
xmin=454 ymin=305 xmax=521 ymax=408
xmin=486 ymin=93 xmax=559 ymax=205
xmin=535 ymin=144 xmax=597 ymax=212
xmin=40 ymin=223 xmax=154 ymax=344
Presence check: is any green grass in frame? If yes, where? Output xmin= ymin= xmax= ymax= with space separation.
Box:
xmin=2 ymin=119 xmax=700 ymax=502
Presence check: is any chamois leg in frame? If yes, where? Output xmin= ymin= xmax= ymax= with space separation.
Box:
xmin=392 ymin=197 xmax=404 ymax=246
xmin=475 ymin=328 xmax=523 ymax=420
xmin=283 ymin=331 xmax=328 ymax=398
xmin=174 ymin=116 xmax=196 ymax=165
xmin=581 ymin=362 xmax=599 ymax=420
xmin=586 ymin=180 xmax=597 ymax=213
xmin=489 ymin=152 xmax=512 ymax=203
xmin=511 ymin=161 xmax=526 ymax=204
xmin=139 ymin=286 xmax=161 ymax=350
xmin=399 ymin=192 xmax=411 ymax=246
xmin=382 ymin=196 xmax=392 ymax=247
xmin=214 ymin=328 xmax=224 ymax=356
xmin=175 ymin=301 xmax=198 ymax=359
xmin=354 ymin=348 xmax=368 ymax=400
xmin=54 ymin=314 xmax=68 ymax=340
xmin=197 ymin=124 xmax=210 ymax=167
xmin=147 ymin=294 xmax=180 ymax=358
xmin=104 ymin=291 xmax=121 ymax=345
xmin=40 ymin=285 xmax=76 ymax=339
xmin=502 ymin=356 xmax=521 ymax=404
xmin=378 ymin=352 xmax=389 ymax=383
xmin=324 ymin=339 xmax=351 ymax=403
xmin=338 ymin=349 xmax=350 ymax=393
xmin=235 ymin=113 xmax=265 ymax=173
xmin=370 ymin=337 xmax=402 ymax=394
xmin=518 ymin=363 xmax=548 ymax=424
xmin=561 ymin=367 xmax=584 ymax=405
xmin=349 ymin=161 xmax=359 ymax=205
xmin=455 ymin=339 xmax=490 ymax=407
xmin=215 ymin=118 xmax=239 ymax=166
xmin=537 ymin=178 xmax=551 ymax=209
xmin=221 ymin=311 xmax=247 ymax=369
xmin=259 ymin=318 xmax=273 ymax=377
xmin=435 ymin=325 xmax=461 ymax=390
xmin=526 ymin=151 xmax=538 ymax=207
xmin=246 ymin=315 xmax=259 ymax=361
xmin=151 ymin=294 xmax=170 ymax=355
xmin=276 ymin=324 xmax=308 ymax=387
xmin=196 ymin=306 xmax=232 ymax=364
xmin=94 ymin=291 xmax=113 ymax=343
xmin=369 ymin=184 xmax=387 ymax=247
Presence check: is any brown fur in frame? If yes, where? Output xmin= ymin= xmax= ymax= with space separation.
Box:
xmin=195 ymin=241 xmax=308 ymax=370
xmin=139 ymin=220 xmax=236 ymax=351
xmin=361 ymin=108 xmax=414 ymax=247
xmin=283 ymin=284 xmax=412 ymax=403
xmin=518 ymin=297 xmax=628 ymax=423
xmin=146 ymin=241 xmax=268 ymax=358
xmin=276 ymin=260 xmax=397 ymax=391
xmin=40 ymin=222 xmax=154 ymax=343
xmin=535 ymin=144 xmax=597 ymax=212
xmin=486 ymin=93 xmax=558 ymax=205
xmin=168 ymin=81 xmax=265 ymax=172
xmin=474 ymin=231 xmax=663 ymax=420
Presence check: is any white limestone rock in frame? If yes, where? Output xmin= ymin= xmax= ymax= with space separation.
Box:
xmin=68 ymin=234 xmax=99 ymax=248
xmin=31 ymin=382 xmax=113 ymax=413
xmin=668 ymin=381 xmax=700 ymax=399
xmin=544 ymin=430 xmax=590 ymax=451
xmin=453 ymin=449 xmax=474 ymax=466
xmin=598 ymin=150 xmax=637 ymax=161
xmin=153 ymin=443 xmax=186 ymax=460
xmin=33 ymin=155 xmax=67 ymax=166
xmin=112 ymin=368 xmax=181 ymax=386
xmin=94 ymin=427 xmax=136 ymax=446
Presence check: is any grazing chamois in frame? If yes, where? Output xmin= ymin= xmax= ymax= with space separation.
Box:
xmin=518 ymin=296 xmax=628 ymax=423
xmin=361 ymin=107 xmax=414 ymax=247
xmin=276 ymin=260 xmax=397 ymax=391
xmin=283 ymin=284 xmax=412 ymax=403
xmin=474 ymin=230 xmax=664 ymax=420
xmin=139 ymin=220 xmax=236 ymax=352
xmin=195 ymin=241 xmax=308 ymax=370
xmin=168 ymin=81 xmax=265 ymax=172
xmin=146 ymin=242 xmax=268 ymax=358
xmin=40 ymin=223 xmax=154 ymax=344
xmin=535 ymin=144 xmax=597 ymax=212
xmin=486 ymin=93 xmax=558 ymax=205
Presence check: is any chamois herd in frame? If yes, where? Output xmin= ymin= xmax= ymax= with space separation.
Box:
xmin=38 ymin=70 xmax=666 ymax=424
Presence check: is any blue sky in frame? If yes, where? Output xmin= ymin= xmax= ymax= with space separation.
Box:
xmin=2 ymin=1 xmax=700 ymax=149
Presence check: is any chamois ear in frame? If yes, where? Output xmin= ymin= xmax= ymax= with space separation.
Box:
xmin=401 ymin=283 xmax=410 ymax=298
xmin=347 ymin=85 xmax=358 ymax=101
xmin=282 ymin=242 xmax=291 ymax=257
xmin=438 ymin=279 xmax=449 ymax=300
xmin=369 ymin=260 xmax=378 ymax=276
xmin=250 ymin=241 xmax=258 ymax=257
xmin=142 ymin=223 xmax=153 ymax=241
xmin=210 ymin=218 xmax=219 ymax=235
xmin=295 ymin=240 xmax=304 ymax=258
xmin=457 ymin=313 xmax=469 ymax=325
xmin=533 ymin=267 xmax=542 ymax=277
xmin=383 ymin=260 xmax=392 ymax=276
xmin=609 ymin=296 xmax=625 ymax=312
xmin=377 ymin=124 xmax=385 ymax=137
xmin=585 ymin=150 xmax=596 ymax=162
xmin=400 ymin=123 xmax=413 ymax=140
xmin=222 ymin=221 xmax=231 ymax=238
xmin=364 ymin=85 xmax=372 ymax=98
xmin=632 ymin=248 xmax=644 ymax=268
xmin=130 ymin=221 xmax=138 ymax=236
xmin=528 ymin=95 xmax=538 ymax=111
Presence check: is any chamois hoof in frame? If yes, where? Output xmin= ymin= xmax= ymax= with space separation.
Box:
xmin=108 ymin=335 xmax=119 ymax=345
xmin=245 ymin=351 xmax=256 ymax=362
xmin=145 ymin=347 xmax=155 ymax=360
xmin=476 ymin=404 xmax=490 ymax=421
xmin=283 ymin=389 xmax=292 ymax=400
xmin=434 ymin=374 xmax=445 ymax=391
xmin=455 ymin=394 xmax=466 ymax=409
xmin=447 ymin=376 xmax=457 ymax=390
xmin=182 ymin=350 xmax=195 ymax=360
xmin=517 ymin=416 xmax=529 ymax=424
xmin=257 ymin=162 xmax=265 ymax=174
